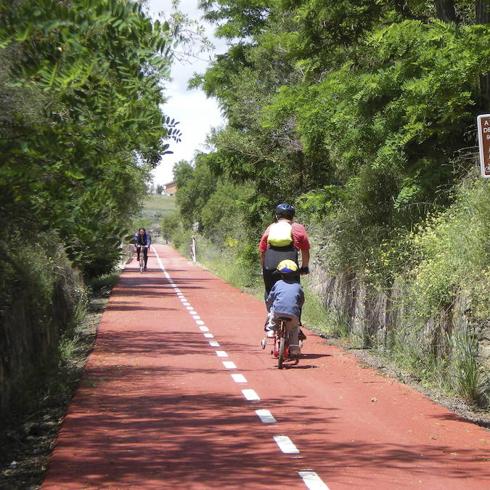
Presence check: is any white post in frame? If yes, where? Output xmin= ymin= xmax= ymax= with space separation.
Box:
xmin=191 ymin=236 xmax=197 ymax=263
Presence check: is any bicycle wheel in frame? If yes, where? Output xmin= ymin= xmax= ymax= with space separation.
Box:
xmin=278 ymin=337 xmax=286 ymax=369
xmin=139 ymin=254 xmax=144 ymax=272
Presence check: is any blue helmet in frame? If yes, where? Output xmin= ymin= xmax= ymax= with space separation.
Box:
xmin=275 ymin=203 xmax=295 ymax=219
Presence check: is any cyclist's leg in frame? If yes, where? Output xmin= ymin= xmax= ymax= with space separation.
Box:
xmin=265 ymin=309 xmax=277 ymax=337
xmin=143 ymin=247 xmax=148 ymax=268
xmin=262 ymin=267 xmax=275 ymax=331
xmin=262 ymin=268 xmax=275 ymax=300
xmin=287 ymin=316 xmax=300 ymax=355
xmin=287 ymin=272 xmax=306 ymax=339
xmin=136 ymin=246 xmax=141 ymax=262
xmin=295 ymin=278 xmax=307 ymax=340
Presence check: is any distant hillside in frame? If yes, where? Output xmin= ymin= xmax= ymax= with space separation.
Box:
xmin=139 ymin=195 xmax=176 ymax=239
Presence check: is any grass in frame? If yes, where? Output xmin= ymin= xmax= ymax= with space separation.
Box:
xmin=141 ymin=194 xmax=175 ymax=220
xmin=196 ymin=238 xmax=262 ymax=294
xmin=88 ymin=272 xmax=120 ymax=298
xmin=449 ymin=327 xmax=487 ymax=405
xmin=300 ymin=279 xmax=332 ymax=334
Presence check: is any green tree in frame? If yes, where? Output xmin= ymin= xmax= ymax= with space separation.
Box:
xmin=175 ymin=155 xmax=217 ymax=227
xmin=0 ymin=0 xmax=179 ymax=276
xmin=193 ymin=0 xmax=490 ymax=274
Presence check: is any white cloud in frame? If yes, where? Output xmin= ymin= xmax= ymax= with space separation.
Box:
xmin=146 ymin=0 xmax=227 ymax=185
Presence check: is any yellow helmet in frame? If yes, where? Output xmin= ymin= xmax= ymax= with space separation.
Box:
xmin=277 ymin=259 xmax=298 ymax=274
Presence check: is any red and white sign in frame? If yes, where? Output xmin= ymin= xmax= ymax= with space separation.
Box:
xmin=477 ymin=114 xmax=490 ymax=178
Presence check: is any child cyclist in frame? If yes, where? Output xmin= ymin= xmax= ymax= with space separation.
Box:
xmin=265 ymin=259 xmax=305 ymax=356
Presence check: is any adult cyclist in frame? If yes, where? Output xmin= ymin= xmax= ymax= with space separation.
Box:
xmin=259 ymin=203 xmax=310 ymax=337
xmin=135 ymin=227 xmax=151 ymax=271
xmin=259 ymin=203 xmax=310 ymax=296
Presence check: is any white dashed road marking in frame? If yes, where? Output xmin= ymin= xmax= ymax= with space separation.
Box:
xmin=255 ymin=409 xmax=276 ymax=424
xmin=273 ymin=435 xmax=299 ymax=454
xmin=242 ymin=389 xmax=260 ymax=401
xmin=153 ymin=247 xmax=330 ymax=490
xmin=298 ymin=471 xmax=330 ymax=490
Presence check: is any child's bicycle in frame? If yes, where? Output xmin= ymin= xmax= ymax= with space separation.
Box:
xmin=261 ymin=317 xmax=300 ymax=369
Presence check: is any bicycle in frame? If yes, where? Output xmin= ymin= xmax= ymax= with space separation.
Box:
xmin=261 ymin=316 xmax=300 ymax=369
xmin=136 ymin=245 xmax=148 ymax=272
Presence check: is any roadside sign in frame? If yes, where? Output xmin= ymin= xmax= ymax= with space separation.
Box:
xmin=477 ymin=114 xmax=490 ymax=178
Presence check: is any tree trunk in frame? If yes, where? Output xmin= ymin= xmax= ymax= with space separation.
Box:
xmin=434 ymin=0 xmax=457 ymax=22
xmin=476 ymin=1 xmax=490 ymax=111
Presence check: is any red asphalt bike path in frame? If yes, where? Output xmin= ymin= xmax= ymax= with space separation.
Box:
xmin=42 ymin=244 xmax=490 ymax=489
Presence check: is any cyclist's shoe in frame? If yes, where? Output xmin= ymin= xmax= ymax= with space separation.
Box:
xmin=263 ymin=316 xmax=270 ymax=331
xmin=266 ymin=328 xmax=275 ymax=338
xmin=298 ymin=329 xmax=307 ymax=341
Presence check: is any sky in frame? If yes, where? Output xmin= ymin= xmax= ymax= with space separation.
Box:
xmin=146 ymin=0 xmax=227 ymax=186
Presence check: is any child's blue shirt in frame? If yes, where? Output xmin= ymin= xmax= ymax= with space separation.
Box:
xmin=266 ymin=279 xmax=304 ymax=318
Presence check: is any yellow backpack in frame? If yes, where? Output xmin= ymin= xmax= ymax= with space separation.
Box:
xmin=267 ymin=221 xmax=293 ymax=247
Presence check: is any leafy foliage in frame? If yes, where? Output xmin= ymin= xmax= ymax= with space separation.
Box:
xmin=0 ymin=0 xmax=178 ymax=277
xmin=188 ymin=0 xmax=490 ymax=275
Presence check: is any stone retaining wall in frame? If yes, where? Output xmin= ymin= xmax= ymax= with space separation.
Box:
xmin=309 ymin=266 xmax=490 ymax=370
xmin=0 ymin=258 xmax=81 ymax=421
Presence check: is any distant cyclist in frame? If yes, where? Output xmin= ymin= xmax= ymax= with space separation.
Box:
xmin=135 ymin=227 xmax=151 ymax=271
xmin=259 ymin=203 xmax=310 ymax=297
